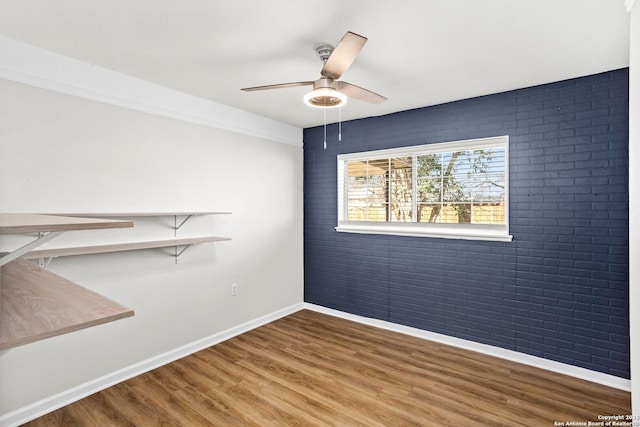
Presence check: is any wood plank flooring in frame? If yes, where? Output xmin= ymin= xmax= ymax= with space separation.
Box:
xmin=24 ymin=310 xmax=631 ymax=426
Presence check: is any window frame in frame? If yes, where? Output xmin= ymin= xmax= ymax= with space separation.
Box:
xmin=336 ymin=136 xmax=513 ymax=242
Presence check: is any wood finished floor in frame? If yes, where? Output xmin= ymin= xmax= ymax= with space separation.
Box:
xmin=25 ymin=310 xmax=630 ymax=426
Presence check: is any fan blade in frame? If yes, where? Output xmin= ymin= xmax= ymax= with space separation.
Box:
xmin=321 ymin=31 xmax=367 ymax=80
xmin=241 ymin=81 xmax=314 ymax=91
xmin=337 ymin=81 xmax=386 ymax=104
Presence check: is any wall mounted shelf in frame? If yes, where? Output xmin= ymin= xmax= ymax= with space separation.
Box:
xmin=0 ymin=259 xmax=134 ymax=350
xmin=39 ymin=212 xmax=232 ymax=262
xmin=0 ymin=213 xmax=135 ymax=351
xmin=24 ymin=236 xmax=231 ymax=263
xmin=49 ymin=212 xmax=231 ymax=236
xmin=0 ymin=213 xmax=133 ymax=268
xmin=0 ymin=213 xmax=134 ymax=234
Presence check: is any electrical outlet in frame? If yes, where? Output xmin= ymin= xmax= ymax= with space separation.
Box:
xmin=231 ymin=283 xmax=238 ymax=296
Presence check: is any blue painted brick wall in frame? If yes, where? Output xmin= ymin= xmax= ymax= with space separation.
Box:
xmin=303 ymin=69 xmax=630 ymax=378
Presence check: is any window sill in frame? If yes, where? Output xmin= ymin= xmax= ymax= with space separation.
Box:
xmin=335 ymin=223 xmax=513 ymax=242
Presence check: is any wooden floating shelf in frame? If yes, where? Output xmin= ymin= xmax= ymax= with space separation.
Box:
xmin=0 ymin=213 xmax=133 ymax=235
xmin=23 ymin=236 xmax=231 ymax=259
xmin=46 ymin=212 xmax=232 ymax=217
xmin=0 ymin=214 xmax=135 ymax=268
xmin=0 ymin=259 xmax=134 ymax=351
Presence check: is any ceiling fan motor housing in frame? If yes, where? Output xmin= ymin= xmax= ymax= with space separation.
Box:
xmin=304 ymin=77 xmax=346 ymax=108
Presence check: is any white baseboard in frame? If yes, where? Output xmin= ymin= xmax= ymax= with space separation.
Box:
xmin=0 ymin=302 xmax=304 ymax=427
xmin=304 ymin=303 xmax=631 ymax=392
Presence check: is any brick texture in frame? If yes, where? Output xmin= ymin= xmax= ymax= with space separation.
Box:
xmin=303 ymin=69 xmax=630 ymax=378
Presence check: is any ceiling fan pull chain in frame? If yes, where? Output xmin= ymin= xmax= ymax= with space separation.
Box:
xmin=323 ymin=108 xmax=327 ymax=149
xmin=339 ymin=106 xmax=342 ymax=142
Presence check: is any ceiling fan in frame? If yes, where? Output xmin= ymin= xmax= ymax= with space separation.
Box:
xmin=241 ymin=31 xmax=386 ymax=108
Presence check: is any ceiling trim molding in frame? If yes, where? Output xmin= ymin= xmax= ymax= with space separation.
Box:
xmin=0 ymin=36 xmax=302 ymax=147
xmin=626 ymin=0 xmax=636 ymax=12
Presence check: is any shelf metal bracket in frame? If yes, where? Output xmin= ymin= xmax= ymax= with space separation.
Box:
xmin=174 ymin=215 xmax=193 ymax=237
xmin=0 ymin=231 xmax=63 ymax=268
xmin=36 ymin=256 xmax=54 ymax=268
xmin=174 ymin=244 xmax=193 ymax=264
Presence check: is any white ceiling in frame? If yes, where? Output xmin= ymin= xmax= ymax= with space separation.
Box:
xmin=0 ymin=0 xmax=630 ymax=129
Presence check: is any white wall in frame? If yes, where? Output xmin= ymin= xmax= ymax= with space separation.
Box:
xmin=629 ymin=0 xmax=640 ymax=414
xmin=0 ymin=76 xmax=303 ymax=419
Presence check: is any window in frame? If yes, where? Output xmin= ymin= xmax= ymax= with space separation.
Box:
xmin=336 ymin=136 xmax=512 ymax=241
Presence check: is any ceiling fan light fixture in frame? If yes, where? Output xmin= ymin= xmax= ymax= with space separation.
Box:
xmin=304 ymin=87 xmax=347 ymax=108
xmin=241 ymin=31 xmax=385 ymax=111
